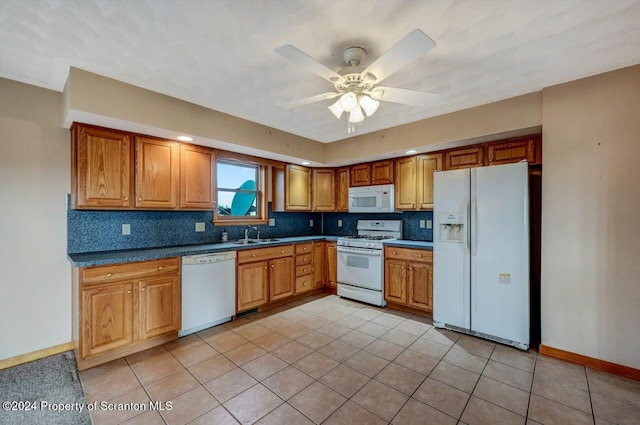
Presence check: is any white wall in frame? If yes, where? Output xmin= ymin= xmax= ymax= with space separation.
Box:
xmin=541 ymin=65 xmax=640 ymax=369
xmin=0 ymin=78 xmax=71 ymax=360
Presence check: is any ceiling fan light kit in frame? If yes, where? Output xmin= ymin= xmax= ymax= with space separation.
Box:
xmin=275 ymin=28 xmax=439 ymax=133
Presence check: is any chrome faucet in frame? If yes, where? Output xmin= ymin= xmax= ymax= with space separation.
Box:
xmin=244 ymin=226 xmax=259 ymax=242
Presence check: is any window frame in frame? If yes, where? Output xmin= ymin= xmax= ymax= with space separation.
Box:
xmin=213 ymin=152 xmax=268 ymax=226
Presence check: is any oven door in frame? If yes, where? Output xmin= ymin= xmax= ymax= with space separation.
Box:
xmin=337 ymin=246 xmax=383 ymax=291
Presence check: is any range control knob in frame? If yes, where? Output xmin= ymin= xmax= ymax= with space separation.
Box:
xmin=368 ymin=242 xmax=375 ymax=249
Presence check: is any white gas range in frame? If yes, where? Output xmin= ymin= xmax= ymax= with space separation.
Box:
xmin=337 ymin=220 xmax=403 ymax=307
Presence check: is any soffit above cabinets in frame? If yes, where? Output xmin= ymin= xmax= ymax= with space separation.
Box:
xmin=1 ymin=0 xmax=640 ymax=144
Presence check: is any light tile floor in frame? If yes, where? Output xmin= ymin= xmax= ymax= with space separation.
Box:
xmin=80 ymin=294 xmax=640 ymax=425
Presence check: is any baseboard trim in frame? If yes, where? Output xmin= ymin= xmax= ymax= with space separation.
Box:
xmin=0 ymin=342 xmax=73 ymax=370
xmin=539 ymin=344 xmax=640 ymax=381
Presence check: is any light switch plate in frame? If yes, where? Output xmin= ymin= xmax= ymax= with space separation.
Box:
xmin=122 ymin=224 xmax=130 ymax=235
xmin=268 ymin=218 xmax=276 ymax=227
xmin=309 ymin=219 xmax=314 ymax=227
xmin=419 ymin=220 xmax=426 ymax=228
xmin=337 ymin=219 xmax=343 ymax=227
xmin=427 ymin=220 xmax=432 ymax=229
xmin=195 ymin=222 xmax=205 ymax=232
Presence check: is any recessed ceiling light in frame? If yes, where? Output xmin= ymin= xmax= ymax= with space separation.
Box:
xmin=177 ymin=135 xmax=193 ymax=142
xmin=405 ymin=149 xmax=417 ymax=154
xmin=301 ymin=161 xmax=310 ymax=165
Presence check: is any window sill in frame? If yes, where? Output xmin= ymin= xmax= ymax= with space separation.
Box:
xmin=213 ymin=218 xmax=268 ymax=226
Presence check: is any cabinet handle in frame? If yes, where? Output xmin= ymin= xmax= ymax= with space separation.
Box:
xmin=106 ymin=273 xmax=112 ymax=278
xmin=127 ymin=290 xmax=132 ymax=294
xmin=158 ymin=266 xmax=163 ymax=270
xmin=141 ymin=287 xmax=146 ymax=291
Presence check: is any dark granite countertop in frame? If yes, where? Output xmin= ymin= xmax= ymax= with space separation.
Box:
xmin=68 ymin=235 xmax=339 ymax=267
xmin=383 ymin=240 xmax=434 ymax=250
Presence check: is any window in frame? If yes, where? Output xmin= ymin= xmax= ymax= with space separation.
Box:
xmin=214 ymin=158 xmax=267 ymax=225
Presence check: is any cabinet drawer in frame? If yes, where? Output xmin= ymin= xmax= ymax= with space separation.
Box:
xmin=295 ymin=253 xmax=312 ymax=266
xmin=81 ymin=258 xmax=179 ymax=285
xmin=295 ymin=243 xmax=313 ymax=254
xmin=295 ymin=264 xmax=313 ymax=277
xmin=384 ymin=247 xmax=432 ymax=262
xmin=237 ymin=245 xmax=294 ymax=264
xmin=295 ymin=274 xmax=313 ymax=293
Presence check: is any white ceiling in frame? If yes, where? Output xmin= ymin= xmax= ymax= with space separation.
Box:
xmin=2 ymin=0 xmax=640 ymax=143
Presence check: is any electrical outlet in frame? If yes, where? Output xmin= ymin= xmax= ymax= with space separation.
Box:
xmin=419 ymin=220 xmax=426 ymax=229
xmin=122 ymin=224 xmax=130 ymax=235
xmin=195 ymin=222 xmax=205 ymax=232
xmin=427 ymin=220 xmax=432 ymax=229
xmin=309 ymin=219 xmax=314 ymax=227
xmin=268 ymin=218 xmax=276 ymax=227
xmin=337 ymin=219 xmax=343 ymax=227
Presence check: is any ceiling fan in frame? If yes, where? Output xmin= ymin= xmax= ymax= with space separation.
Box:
xmin=275 ymin=29 xmax=439 ymax=133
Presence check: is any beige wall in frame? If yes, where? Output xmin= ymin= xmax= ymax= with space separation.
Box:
xmin=541 ymin=64 xmax=640 ymax=369
xmin=0 ymin=78 xmax=71 ymax=360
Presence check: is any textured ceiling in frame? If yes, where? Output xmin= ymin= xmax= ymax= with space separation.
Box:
xmin=1 ymin=0 xmax=640 ymax=143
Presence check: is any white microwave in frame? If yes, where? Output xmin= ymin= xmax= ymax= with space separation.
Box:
xmin=348 ymin=184 xmax=395 ymax=213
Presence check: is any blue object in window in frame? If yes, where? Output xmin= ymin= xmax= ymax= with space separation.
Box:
xmin=230 ymin=180 xmax=256 ymax=216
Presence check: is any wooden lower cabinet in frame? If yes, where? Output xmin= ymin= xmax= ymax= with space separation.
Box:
xmin=74 ymin=257 xmax=181 ymax=370
xmin=325 ymin=242 xmax=337 ymax=289
xmin=384 ymin=247 xmax=433 ymax=312
xmin=237 ymin=261 xmax=269 ymax=311
xmin=269 ymin=257 xmax=294 ymax=301
xmin=313 ymin=242 xmax=326 ymax=288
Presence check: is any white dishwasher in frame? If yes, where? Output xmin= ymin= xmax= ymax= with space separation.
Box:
xmin=180 ymin=251 xmax=236 ymax=337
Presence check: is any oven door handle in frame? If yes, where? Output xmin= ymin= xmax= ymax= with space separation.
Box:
xmin=337 ymin=246 xmax=382 ymax=256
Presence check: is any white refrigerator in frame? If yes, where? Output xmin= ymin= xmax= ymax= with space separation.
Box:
xmin=433 ymin=161 xmax=529 ymax=350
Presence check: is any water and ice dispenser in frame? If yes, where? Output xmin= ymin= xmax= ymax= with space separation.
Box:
xmin=438 ymin=212 xmax=465 ymax=243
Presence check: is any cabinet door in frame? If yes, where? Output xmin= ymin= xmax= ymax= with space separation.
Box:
xmin=81 ymin=283 xmax=134 ymax=359
xmin=313 ymin=242 xmax=325 ymax=288
xmin=312 ymin=169 xmax=336 ymax=211
xmin=269 ymin=257 xmax=294 ymax=301
xmin=237 ymin=261 xmax=269 ymax=311
xmin=487 ymin=138 xmax=536 ymax=166
xmin=326 ymin=242 xmax=337 ymax=288
xmin=384 ymin=259 xmax=407 ymax=304
xmin=139 ymin=275 xmax=180 ymax=340
xmin=73 ymin=125 xmax=133 ymax=209
xmin=407 ymin=261 xmax=433 ymax=312
xmin=285 ymin=164 xmax=312 ymax=211
xmin=394 ymin=157 xmax=417 ymax=210
xmin=350 ymin=163 xmax=370 ymax=186
xmin=335 ymin=167 xmax=350 ymax=211
xmin=135 ymin=137 xmax=180 ymax=209
xmin=180 ymin=144 xmax=215 ymax=209
xmin=371 ymin=160 xmax=393 ymax=184
xmin=444 ymin=147 xmax=484 ymax=170
xmin=416 ymin=153 xmax=442 ymax=209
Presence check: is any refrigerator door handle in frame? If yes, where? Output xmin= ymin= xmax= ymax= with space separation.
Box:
xmin=471 ymin=197 xmax=478 ymax=256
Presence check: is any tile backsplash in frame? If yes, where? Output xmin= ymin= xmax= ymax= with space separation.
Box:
xmin=67 ymin=195 xmax=433 ymax=254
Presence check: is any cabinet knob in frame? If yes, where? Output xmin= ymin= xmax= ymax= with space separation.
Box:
xmin=281 ymin=250 xmax=285 ymax=253
xmin=303 ymin=247 xmax=307 ymax=251
xmin=392 ymin=251 xmax=397 ymax=255
xmin=127 ymin=290 xmax=132 ymax=294
xmin=106 ymin=273 xmax=112 ymax=278
xmin=271 ymin=264 xmax=275 ymax=268
xmin=418 ymin=254 xmax=423 ymax=258
xmin=158 ymin=266 xmax=163 ymax=270
xmin=264 ymin=266 xmax=267 ymax=269
xmin=303 ymin=282 xmax=307 ymax=286
xmin=401 ymin=266 xmax=405 ymax=269
xmin=138 ymin=198 xmax=142 ymax=201
xmin=141 ymin=287 xmax=146 ymax=291
xmin=303 ymin=258 xmax=308 ymax=262
xmin=252 ymin=254 xmax=256 ymax=258
xmin=123 ymin=197 xmax=128 ymax=201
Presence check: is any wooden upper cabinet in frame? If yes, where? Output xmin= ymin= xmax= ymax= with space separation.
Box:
xmin=180 ymin=144 xmax=215 ymax=209
xmin=285 ymin=164 xmax=311 ymax=211
xmin=416 ymin=153 xmax=442 ymax=209
xmin=444 ymin=147 xmax=484 ymax=170
xmin=312 ymin=169 xmax=336 ymax=211
xmin=371 ymin=160 xmax=393 ymax=185
xmin=487 ymin=136 xmax=538 ymax=166
xmin=394 ymin=157 xmax=417 ymax=210
xmin=72 ymin=124 xmax=133 ymax=209
xmin=351 ymin=160 xmax=393 ymax=186
xmin=135 ymin=137 xmax=180 ymax=209
xmin=335 ymin=167 xmax=350 ymax=212
xmin=350 ymin=163 xmax=370 ymax=186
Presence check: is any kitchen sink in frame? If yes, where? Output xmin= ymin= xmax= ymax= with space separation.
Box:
xmin=257 ymin=238 xmax=280 ymax=243
xmin=232 ymin=239 xmax=259 ymax=245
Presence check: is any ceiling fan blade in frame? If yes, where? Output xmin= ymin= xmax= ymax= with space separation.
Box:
xmin=369 ymin=87 xmax=440 ymax=107
xmin=274 ymin=45 xmax=343 ymax=83
xmin=280 ymin=92 xmax=340 ymax=109
xmin=362 ymin=29 xmax=436 ymax=84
